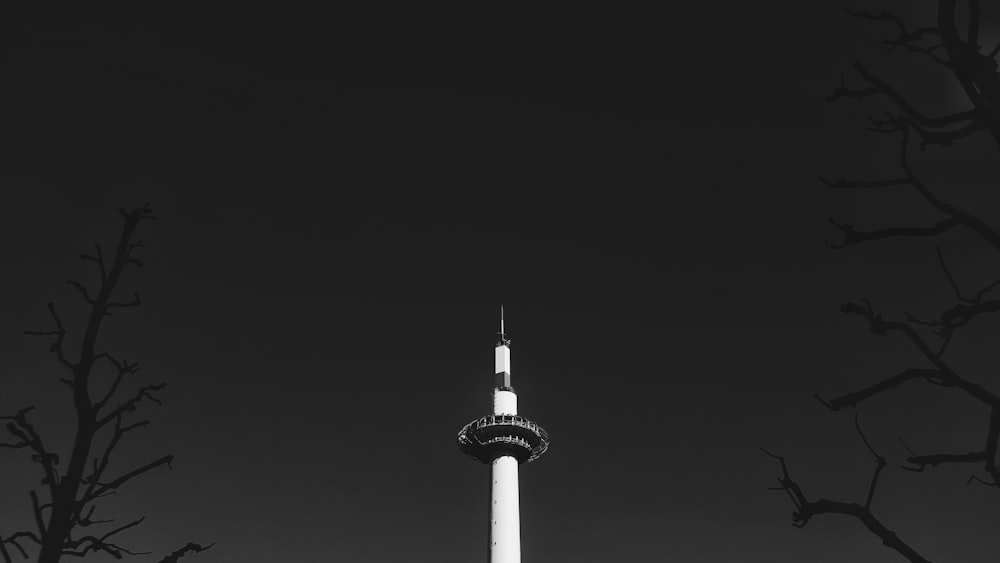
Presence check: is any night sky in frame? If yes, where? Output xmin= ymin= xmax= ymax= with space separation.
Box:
xmin=3 ymin=3 xmax=1000 ymax=562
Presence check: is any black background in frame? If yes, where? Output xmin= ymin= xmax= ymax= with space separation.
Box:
xmin=3 ymin=2 xmax=999 ymax=561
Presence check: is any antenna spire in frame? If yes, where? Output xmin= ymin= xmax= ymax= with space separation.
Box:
xmin=496 ymin=306 xmax=510 ymax=348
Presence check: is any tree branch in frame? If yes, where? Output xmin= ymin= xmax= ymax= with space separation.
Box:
xmin=841 ymin=300 xmax=1000 ymax=409
xmin=1 ymin=407 xmax=60 ymax=498
xmin=924 ymin=299 xmax=1000 ymax=341
xmin=891 ymin=128 xmax=1000 ymax=253
xmin=854 ymin=416 xmax=887 ymax=509
xmin=96 ymin=384 xmax=165 ymax=429
xmin=823 ymin=125 xmax=1000 ymax=254
xmin=819 ymin=176 xmax=912 ymax=190
xmin=815 ymin=369 xmax=944 ymax=411
xmin=902 ymin=406 xmax=1000 ymax=487
xmin=23 ymin=303 xmax=75 ymax=370
xmin=936 ymin=247 xmax=973 ymax=303
xmin=841 ymin=300 xmax=950 ymax=370
xmin=156 ymin=542 xmax=215 ymax=563
xmin=29 ymin=491 xmax=48 ymax=542
xmin=0 ymin=534 xmax=11 ymax=563
xmin=872 ymin=114 xmax=987 ymax=149
xmin=63 ymin=517 xmax=149 ymax=558
xmin=82 ymin=414 xmax=150 ymax=508
xmin=79 ymin=244 xmax=107 ymax=284
xmin=938 ymin=0 xmax=1000 ymax=147
xmin=1 ymin=531 xmax=41 ymax=561
xmin=104 ymin=292 xmax=142 ymax=316
xmin=64 ymin=281 xmax=95 ymax=305
xmin=967 ymin=0 xmax=981 ymax=49
xmin=845 ymin=9 xmax=945 ymax=63
xmin=86 ymin=455 xmax=173 ymax=503
xmin=93 ymin=353 xmax=141 ymax=413
xmin=828 ymin=217 xmax=960 ymax=249
xmin=832 ymin=63 xmax=973 ymax=129
xmin=762 ymin=449 xmax=929 ymax=562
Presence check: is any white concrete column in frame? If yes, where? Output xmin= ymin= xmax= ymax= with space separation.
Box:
xmin=495 ymin=344 xmax=511 ymax=376
xmin=493 ymin=390 xmax=518 ymax=415
xmin=489 ymin=455 xmax=521 ymax=563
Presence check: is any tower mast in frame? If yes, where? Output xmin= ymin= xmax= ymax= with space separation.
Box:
xmin=458 ymin=311 xmax=549 ymax=563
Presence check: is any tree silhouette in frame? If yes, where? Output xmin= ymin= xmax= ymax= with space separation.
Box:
xmin=0 ymin=205 xmax=211 ymax=563
xmin=765 ymin=2 xmax=1000 ymax=561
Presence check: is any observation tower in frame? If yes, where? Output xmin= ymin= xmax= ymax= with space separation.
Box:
xmin=457 ymin=310 xmax=549 ymax=563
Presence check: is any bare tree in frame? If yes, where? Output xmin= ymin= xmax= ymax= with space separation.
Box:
xmin=764 ymin=2 xmax=1000 ymax=561
xmin=0 ymin=205 xmax=211 ymax=562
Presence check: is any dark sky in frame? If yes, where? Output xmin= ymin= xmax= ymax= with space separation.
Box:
xmin=2 ymin=3 xmax=999 ymax=562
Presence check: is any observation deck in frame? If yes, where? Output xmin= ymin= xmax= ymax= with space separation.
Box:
xmin=457 ymin=414 xmax=549 ymax=464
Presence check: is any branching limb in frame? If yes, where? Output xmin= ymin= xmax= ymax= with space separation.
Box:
xmin=815 ymin=369 xmax=944 ymax=411
xmin=828 ymin=78 xmax=877 ymax=102
xmin=93 ymin=353 xmax=141 ymax=412
xmin=1 ymin=531 xmax=41 ymax=561
xmin=916 ymin=299 xmax=1000 ymax=344
xmin=972 ymin=275 xmax=1000 ymax=302
xmin=82 ymin=413 xmax=150 ymax=510
xmin=24 ymin=303 xmax=75 ymax=370
xmin=841 ymin=300 xmax=950 ymax=372
xmin=85 ymin=455 xmax=174 ymax=503
xmin=854 ymin=416 xmax=887 ymax=509
xmin=967 ymin=0 xmax=981 ymax=49
xmin=0 ymin=407 xmax=32 ymax=453
xmin=905 ymin=450 xmax=986 ymax=471
xmin=125 ymin=240 xmax=146 ymax=268
xmin=79 ymin=244 xmax=107 ymax=284
xmin=845 ymin=10 xmax=945 ymax=63
xmin=1 ymin=407 xmax=60 ymax=497
xmin=937 ymin=0 xmax=1000 ymax=148
xmin=841 ymin=300 xmax=1000 ymax=407
xmin=828 ymin=217 xmax=959 ymax=250
xmin=76 ymin=506 xmax=112 ymax=528
xmin=909 ymin=248 xmax=1000 ymax=350
xmin=96 ymin=383 xmax=165 ymax=429
xmin=985 ymin=406 xmax=1000 ymax=485
xmin=762 ymin=449 xmax=929 ymax=562
xmin=936 ymin=247 xmax=973 ymax=303
xmin=831 ymin=63 xmax=973 ymax=128
xmin=64 ymin=281 xmax=95 ymax=305
xmin=156 ymin=542 xmax=215 ymax=563
xmin=104 ymin=292 xmax=142 ymax=316
xmin=825 ymin=125 xmax=1000 ymax=254
xmin=869 ymin=113 xmax=986 ymax=149
xmin=903 ymin=407 xmax=1000 ymax=487
xmin=892 ymin=128 xmax=1000 ymax=253
xmin=820 ymin=176 xmax=912 ymax=190
xmin=62 ymin=517 xmax=149 ymax=558
xmin=29 ymin=491 xmax=48 ymax=542
xmin=0 ymin=534 xmax=11 ymax=563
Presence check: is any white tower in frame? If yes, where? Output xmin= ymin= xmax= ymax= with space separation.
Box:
xmin=458 ymin=309 xmax=549 ymax=563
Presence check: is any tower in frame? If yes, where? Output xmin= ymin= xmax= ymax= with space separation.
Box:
xmin=457 ymin=309 xmax=549 ymax=563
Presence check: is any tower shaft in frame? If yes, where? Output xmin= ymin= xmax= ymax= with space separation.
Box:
xmin=490 ymin=455 xmax=521 ymax=563
xmin=490 ymin=360 xmax=519 ymax=563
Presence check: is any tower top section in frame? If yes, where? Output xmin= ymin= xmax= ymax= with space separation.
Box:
xmin=495 ymin=306 xmax=511 ymax=389
xmin=458 ymin=309 xmax=549 ymax=465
